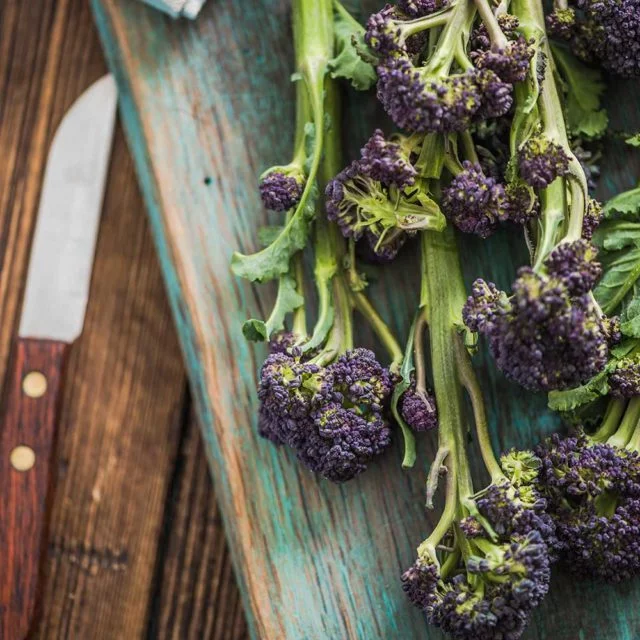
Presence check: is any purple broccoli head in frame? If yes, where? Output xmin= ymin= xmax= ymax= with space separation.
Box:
xmin=259 ymin=170 xmax=304 ymax=211
xmin=574 ymin=0 xmax=640 ymax=78
xmin=397 ymin=0 xmax=449 ymax=17
xmin=441 ymin=161 xmax=509 ymax=238
xmin=359 ymin=129 xmax=417 ymax=188
xmin=518 ymin=136 xmax=571 ymax=189
xmin=536 ymin=432 xmax=640 ymax=581
xmin=257 ymin=348 xmax=393 ymax=482
xmin=582 ymin=198 xmax=603 ymax=240
xmin=544 ymin=239 xmax=602 ymax=296
xmin=463 ymin=269 xmax=610 ymax=391
xmin=400 ymin=383 xmax=438 ymax=431
xmin=473 ymin=36 xmax=534 ymax=84
xmin=609 ymin=357 xmax=640 ymax=397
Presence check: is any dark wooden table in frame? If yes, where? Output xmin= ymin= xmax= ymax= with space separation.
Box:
xmin=0 ymin=2 xmax=247 ymax=637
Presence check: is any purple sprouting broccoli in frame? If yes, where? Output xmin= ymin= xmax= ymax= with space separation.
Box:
xmin=463 ymin=245 xmax=612 ymax=391
xmin=582 ymin=197 xmax=603 ymax=240
xmin=259 ymin=169 xmax=305 ymax=212
xmin=470 ymin=11 xmax=534 ymax=84
xmin=536 ymin=407 xmax=640 ymax=582
xmin=365 ymin=0 xmax=518 ymax=134
xmin=358 ymin=128 xmax=418 ymax=188
xmin=609 ymin=356 xmax=640 ymax=398
xmin=398 ymin=0 xmax=449 ymax=18
xmin=258 ymin=347 xmax=393 ymax=482
xmin=441 ymin=161 xmax=537 ymax=238
xmin=375 ymin=57 xmax=488 ymax=134
xmin=517 ymin=136 xmax=571 ymax=189
xmin=401 ymin=228 xmax=554 ymax=640
xmin=400 ymin=382 xmax=438 ymax=432
xmin=544 ymin=238 xmax=602 ymax=296
xmin=566 ymin=0 xmax=640 ymax=78
xmin=546 ymin=8 xmax=577 ymax=40
xmin=326 ymin=130 xmax=444 ymax=260
xmin=441 ymin=161 xmax=508 ymax=238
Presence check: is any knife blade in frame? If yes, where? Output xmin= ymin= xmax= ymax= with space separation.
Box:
xmin=0 ymin=74 xmax=117 ymax=639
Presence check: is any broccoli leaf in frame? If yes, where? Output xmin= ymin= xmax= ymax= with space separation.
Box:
xmin=548 ymin=368 xmax=610 ymax=412
xmin=390 ymin=315 xmax=419 ymax=469
xmin=594 ymin=247 xmax=640 ymax=316
xmin=257 ymin=225 xmax=285 ymax=247
xmin=242 ymin=272 xmax=304 ymax=342
xmin=232 ymin=181 xmax=318 ymax=283
xmin=603 ymin=186 xmax=640 ymax=218
xmin=620 ymin=294 xmax=640 ymax=337
xmin=594 ymin=220 xmax=640 ymax=251
xmin=552 ymin=45 xmax=608 ymax=138
xmin=328 ymin=2 xmax=376 ymax=91
xmin=627 ymin=134 xmax=640 ymax=147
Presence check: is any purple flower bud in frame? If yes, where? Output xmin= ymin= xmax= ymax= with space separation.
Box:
xmin=609 ymin=357 xmax=640 ymax=397
xmin=544 ymin=239 xmax=602 ymax=296
xmin=473 ymin=36 xmax=534 ymax=83
xmin=400 ymin=383 xmax=438 ymax=431
xmin=518 ymin=136 xmax=570 ymax=189
xmin=546 ymin=8 xmax=577 ymax=39
xmin=359 ymin=129 xmax=417 ymax=188
xmin=441 ymin=161 xmax=508 ymax=238
xmin=397 ymin=0 xmax=448 ymax=17
xmin=259 ymin=170 xmax=304 ymax=211
xmin=582 ymin=198 xmax=603 ymax=240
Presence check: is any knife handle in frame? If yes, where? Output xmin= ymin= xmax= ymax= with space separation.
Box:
xmin=0 ymin=337 xmax=69 ymax=639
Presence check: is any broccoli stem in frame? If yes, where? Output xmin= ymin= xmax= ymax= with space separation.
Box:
xmin=454 ymin=333 xmax=505 ymax=483
xmin=514 ymin=0 xmax=590 ymax=262
xmin=608 ymin=397 xmax=640 ymax=449
xmin=421 ymin=226 xmax=475 ymax=508
xmin=424 ymin=0 xmax=476 ymax=76
xmin=292 ymin=253 xmax=307 ymax=338
xmin=592 ymin=398 xmax=627 ymax=442
xmin=351 ymin=291 xmax=404 ymax=369
xmin=472 ymin=0 xmax=509 ymax=48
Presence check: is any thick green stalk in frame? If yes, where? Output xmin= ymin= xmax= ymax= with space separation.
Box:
xmin=513 ymin=0 xmax=589 ymax=256
xmin=608 ymin=397 xmax=640 ymax=449
xmin=422 ymin=228 xmax=475 ymax=502
xmin=592 ymin=398 xmax=627 ymax=442
xmin=425 ymin=0 xmax=476 ymax=76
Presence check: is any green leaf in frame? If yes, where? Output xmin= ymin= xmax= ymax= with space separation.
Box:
xmin=328 ymin=2 xmax=377 ymax=91
xmin=242 ymin=272 xmax=304 ymax=342
xmin=594 ymin=220 xmax=640 ymax=251
xmin=603 ymin=187 xmax=640 ymax=218
xmin=621 ymin=297 xmax=640 ymax=337
xmin=627 ymin=134 xmax=640 ymax=147
xmin=548 ymin=368 xmax=610 ymax=412
xmin=552 ymin=45 xmax=608 ymax=138
xmin=232 ymin=182 xmax=318 ymax=283
xmin=390 ymin=314 xmax=419 ymax=469
xmin=594 ymin=247 xmax=640 ymax=315
xmin=257 ymin=225 xmax=285 ymax=247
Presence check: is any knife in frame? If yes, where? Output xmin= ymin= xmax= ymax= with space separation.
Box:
xmin=0 ymin=74 xmax=117 ymax=639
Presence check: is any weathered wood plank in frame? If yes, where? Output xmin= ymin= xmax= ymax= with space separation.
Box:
xmin=147 ymin=407 xmax=248 ymax=640
xmin=0 ymin=1 xmax=235 ymax=637
xmin=91 ymin=0 xmax=640 ymax=638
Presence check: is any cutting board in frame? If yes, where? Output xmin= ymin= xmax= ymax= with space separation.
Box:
xmin=91 ymin=1 xmax=640 ymax=637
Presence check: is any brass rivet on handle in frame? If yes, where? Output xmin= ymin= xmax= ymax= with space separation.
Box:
xmin=10 ymin=445 xmax=36 ymax=472
xmin=23 ymin=371 xmax=47 ymax=398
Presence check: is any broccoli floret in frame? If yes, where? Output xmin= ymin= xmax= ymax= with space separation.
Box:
xmin=536 ymin=405 xmax=640 ymax=582
xmin=398 ymin=228 xmax=554 ymax=640
xmin=564 ymin=0 xmax=640 ymax=78
xmin=463 ymin=256 xmax=612 ymax=391
xmin=326 ymin=129 xmax=445 ymax=260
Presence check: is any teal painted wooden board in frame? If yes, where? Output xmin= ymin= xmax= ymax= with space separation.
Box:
xmin=91 ymin=1 xmax=640 ymax=637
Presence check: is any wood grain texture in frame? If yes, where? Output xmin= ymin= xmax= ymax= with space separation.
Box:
xmin=0 ymin=2 xmax=247 ymax=637
xmin=0 ymin=339 xmax=69 ymax=640
xmin=148 ymin=408 xmax=248 ymax=640
xmin=91 ymin=0 xmax=640 ymax=638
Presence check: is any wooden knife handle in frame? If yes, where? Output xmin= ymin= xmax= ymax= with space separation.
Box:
xmin=0 ymin=337 xmax=69 ymax=639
